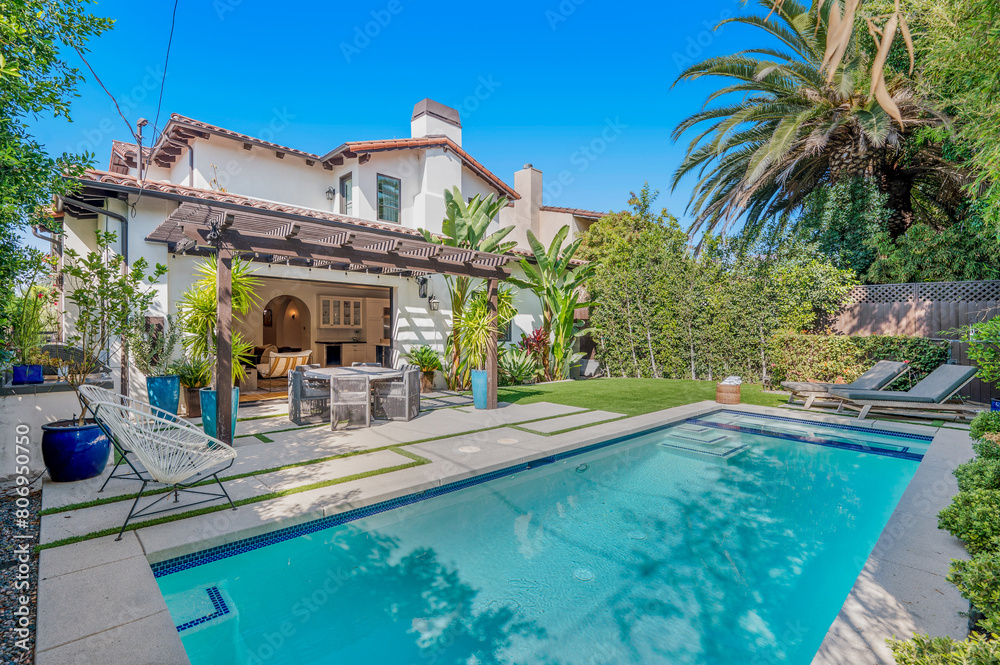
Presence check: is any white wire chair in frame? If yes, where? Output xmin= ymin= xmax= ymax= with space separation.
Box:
xmin=79 ymin=384 xmax=202 ymax=492
xmin=83 ymin=397 xmax=237 ymax=540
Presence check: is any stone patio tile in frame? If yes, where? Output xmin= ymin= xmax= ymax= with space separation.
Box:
xmin=35 ymin=609 xmax=190 ymax=665
xmin=252 ymin=448 xmax=410 ymax=492
xmin=39 ymin=532 xmax=143 ymax=579
xmin=36 ymin=554 xmax=168 ymax=652
xmin=519 ymin=410 xmax=624 ymax=434
xmin=138 ymin=464 xmax=440 ymax=562
xmin=41 ymin=475 xmax=271 ymax=544
xmin=811 ymin=558 xmax=966 ymax=665
xmin=869 ymin=510 xmax=969 ymax=575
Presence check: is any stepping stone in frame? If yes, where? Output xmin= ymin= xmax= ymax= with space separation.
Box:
xmin=520 ymin=410 xmax=624 ymax=434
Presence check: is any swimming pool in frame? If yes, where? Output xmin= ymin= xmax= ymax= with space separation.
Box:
xmin=154 ymin=410 xmax=929 ymax=664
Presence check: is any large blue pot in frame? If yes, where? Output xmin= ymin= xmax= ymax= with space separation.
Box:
xmin=147 ymin=375 xmax=181 ymax=415
xmin=471 ymin=369 xmax=488 ymax=410
xmin=12 ymin=364 xmax=43 ymax=385
xmin=41 ymin=420 xmax=110 ymax=482
xmin=200 ymin=387 xmax=239 ymax=439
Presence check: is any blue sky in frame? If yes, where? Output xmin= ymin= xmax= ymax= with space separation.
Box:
xmin=29 ymin=0 xmax=761 ymax=233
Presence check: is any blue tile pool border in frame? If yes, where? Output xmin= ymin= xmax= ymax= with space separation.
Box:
xmin=175 ymin=586 xmax=229 ymax=632
xmin=151 ymin=408 xmax=929 ymax=578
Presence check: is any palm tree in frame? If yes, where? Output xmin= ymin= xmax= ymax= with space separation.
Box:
xmin=671 ymin=0 xmax=967 ymax=244
xmin=419 ymin=187 xmax=517 ymax=389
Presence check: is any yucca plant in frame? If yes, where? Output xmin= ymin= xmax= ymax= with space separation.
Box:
xmin=671 ymin=0 xmax=966 ymax=245
xmin=176 ymin=256 xmax=261 ymax=385
xmin=457 ymin=283 xmax=517 ymax=371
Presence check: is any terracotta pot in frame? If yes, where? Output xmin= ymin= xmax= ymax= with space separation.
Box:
xmin=420 ymin=372 xmax=435 ymax=393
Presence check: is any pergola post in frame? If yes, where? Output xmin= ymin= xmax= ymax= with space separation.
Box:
xmin=216 ymin=250 xmax=233 ymax=444
xmin=486 ymin=277 xmax=498 ymax=410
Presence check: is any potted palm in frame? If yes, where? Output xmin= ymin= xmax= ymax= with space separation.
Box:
xmin=177 ymin=256 xmax=260 ymax=438
xmin=457 ymin=284 xmax=516 ymax=409
xmin=401 ymin=345 xmax=442 ymax=393
xmin=44 ymin=231 xmax=166 ymax=482
xmin=6 ymin=250 xmax=57 ymax=385
xmin=128 ymin=314 xmax=183 ymax=414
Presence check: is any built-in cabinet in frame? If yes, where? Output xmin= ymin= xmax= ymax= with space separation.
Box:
xmin=340 ymin=343 xmax=369 ymax=366
xmin=319 ymin=296 xmax=364 ymax=329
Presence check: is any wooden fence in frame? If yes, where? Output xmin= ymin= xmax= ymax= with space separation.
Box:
xmin=832 ymin=280 xmax=1000 ymax=404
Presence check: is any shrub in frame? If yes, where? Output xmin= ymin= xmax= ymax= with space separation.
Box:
xmin=888 ymin=633 xmax=1000 ymax=664
xmin=769 ymin=332 xmax=949 ymax=388
xmin=955 ymin=459 xmax=1000 ymax=492
xmin=948 ymin=552 xmax=1000 ymax=635
xmin=974 ymin=434 xmax=1000 ymax=461
xmin=938 ymin=489 xmax=1000 ymax=555
xmin=498 ymin=346 xmax=540 ymax=386
xmin=971 ymin=412 xmax=1000 ymax=441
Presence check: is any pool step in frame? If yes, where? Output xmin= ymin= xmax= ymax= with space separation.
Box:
xmin=165 ymin=585 xmax=236 ymax=634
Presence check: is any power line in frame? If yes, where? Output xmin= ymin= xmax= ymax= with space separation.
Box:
xmin=148 ymin=0 xmax=181 ymax=161
xmin=72 ymin=45 xmax=137 ymax=143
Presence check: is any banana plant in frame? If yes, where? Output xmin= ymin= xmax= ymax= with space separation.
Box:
xmin=419 ymin=187 xmax=517 ymax=388
xmin=508 ymin=226 xmax=595 ymax=379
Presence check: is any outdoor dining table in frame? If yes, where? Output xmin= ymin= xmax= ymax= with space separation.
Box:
xmin=303 ymin=365 xmax=403 ymax=382
xmin=303 ymin=365 xmax=405 ymax=427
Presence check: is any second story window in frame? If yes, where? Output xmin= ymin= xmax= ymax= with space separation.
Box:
xmin=339 ymin=173 xmax=353 ymax=215
xmin=377 ymin=174 xmax=401 ymax=223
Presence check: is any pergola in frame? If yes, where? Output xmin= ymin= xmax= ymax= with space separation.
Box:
xmin=146 ymin=200 xmax=512 ymax=444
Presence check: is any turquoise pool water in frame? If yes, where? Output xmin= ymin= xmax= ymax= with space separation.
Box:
xmin=155 ymin=411 xmax=926 ymax=665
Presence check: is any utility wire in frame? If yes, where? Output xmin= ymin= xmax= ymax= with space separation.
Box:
xmin=147 ymin=0 xmax=181 ymax=166
xmin=73 ymin=45 xmax=138 ymax=143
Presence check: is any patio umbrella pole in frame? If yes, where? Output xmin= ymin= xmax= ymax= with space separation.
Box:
xmin=216 ymin=249 xmax=233 ymax=444
xmin=486 ymin=277 xmax=498 ymax=410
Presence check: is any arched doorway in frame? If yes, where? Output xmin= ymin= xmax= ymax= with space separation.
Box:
xmin=262 ymin=295 xmax=311 ymax=351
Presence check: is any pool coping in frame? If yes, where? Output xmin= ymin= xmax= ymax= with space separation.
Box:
xmin=34 ymin=400 xmax=972 ymax=665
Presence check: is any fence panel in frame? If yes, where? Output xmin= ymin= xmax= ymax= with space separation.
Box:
xmin=833 ymin=280 xmax=1000 ymax=404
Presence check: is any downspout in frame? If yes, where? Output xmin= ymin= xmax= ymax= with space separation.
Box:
xmin=59 ymin=195 xmax=130 ymax=397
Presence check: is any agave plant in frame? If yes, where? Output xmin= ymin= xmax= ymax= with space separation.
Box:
xmin=671 ymin=0 xmax=967 ymax=244
xmin=498 ymin=346 xmax=541 ymax=386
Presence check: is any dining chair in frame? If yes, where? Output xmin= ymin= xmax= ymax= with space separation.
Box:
xmin=330 ymin=374 xmax=372 ymax=429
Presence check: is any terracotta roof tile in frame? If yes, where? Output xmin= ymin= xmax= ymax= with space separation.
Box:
xmin=78 ymin=169 xmax=426 ymax=237
xmin=539 ymin=205 xmax=606 ymax=219
xmin=153 ymin=114 xmax=323 ymax=160
xmin=109 ymin=140 xmax=152 ymax=173
xmin=325 ymin=137 xmax=519 ymax=200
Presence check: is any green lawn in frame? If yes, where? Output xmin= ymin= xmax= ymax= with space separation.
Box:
xmin=497 ymin=378 xmax=788 ymax=417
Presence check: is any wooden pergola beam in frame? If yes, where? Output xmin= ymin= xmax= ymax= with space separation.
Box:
xmin=179 ymin=226 xmax=510 ymax=280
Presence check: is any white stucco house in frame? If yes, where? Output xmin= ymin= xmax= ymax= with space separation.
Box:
xmin=50 ymin=98 xmax=605 ymax=400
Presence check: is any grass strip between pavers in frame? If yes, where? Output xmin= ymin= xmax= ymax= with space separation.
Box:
xmin=41 ymin=409 xmax=600 ymax=516
xmin=38 ymin=449 xmax=430 ymax=551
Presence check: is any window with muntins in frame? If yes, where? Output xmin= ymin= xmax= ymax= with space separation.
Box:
xmin=377 ymin=174 xmax=401 ymax=223
xmin=339 ymin=173 xmax=353 ymax=215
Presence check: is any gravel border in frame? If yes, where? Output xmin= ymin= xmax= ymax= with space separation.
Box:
xmin=1 ymin=481 xmax=41 ymax=665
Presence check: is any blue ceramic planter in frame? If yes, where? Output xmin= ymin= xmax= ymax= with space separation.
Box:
xmin=147 ymin=375 xmax=181 ymax=415
xmin=992 ymin=399 xmax=1000 ymax=412
xmin=200 ymin=387 xmax=240 ymax=439
xmin=41 ymin=420 xmax=110 ymax=482
xmin=471 ymin=369 xmax=488 ymax=410
xmin=12 ymin=364 xmax=43 ymax=385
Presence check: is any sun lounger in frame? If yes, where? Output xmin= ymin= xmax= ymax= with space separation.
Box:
xmin=781 ymin=360 xmax=910 ymax=409
xmin=828 ymin=364 xmax=980 ymax=420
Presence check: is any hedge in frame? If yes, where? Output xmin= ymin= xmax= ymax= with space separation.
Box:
xmin=769 ymin=332 xmax=951 ymax=389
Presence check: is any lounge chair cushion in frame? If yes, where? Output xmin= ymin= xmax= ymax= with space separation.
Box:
xmin=830 ymin=364 xmax=977 ymax=404
xmin=781 ymin=360 xmax=909 ymax=393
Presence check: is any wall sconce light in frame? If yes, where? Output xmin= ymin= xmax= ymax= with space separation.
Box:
xmin=291 ymin=312 xmax=297 ymax=320
xmin=325 ymin=186 xmax=336 ymax=201
xmin=428 ymin=295 xmax=440 ymax=311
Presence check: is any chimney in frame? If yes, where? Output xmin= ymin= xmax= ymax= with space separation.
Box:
xmin=512 ymin=163 xmax=542 ymax=248
xmin=411 ymin=99 xmax=462 ymax=146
